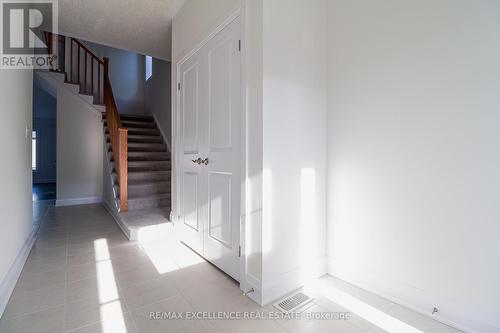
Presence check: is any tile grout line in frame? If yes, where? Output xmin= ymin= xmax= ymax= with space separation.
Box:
xmin=0 ymin=304 xmax=65 ymax=323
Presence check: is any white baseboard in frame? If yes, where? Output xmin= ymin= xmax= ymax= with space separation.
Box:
xmin=243 ymin=282 xmax=262 ymax=306
xmin=33 ymin=180 xmax=56 ymax=184
xmin=152 ymin=113 xmax=171 ymax=153
xmin=102 ymin=200 xmax=130 ymax=240
xmin=0 ymin=226 xmax=37 ymax=317
xmin=261 ymin=258 xmax=327 ymax=306
xmin=243 ymin=270 xmax=262 ymax=305
xmin=261 ymin=268 xmax=303 ymax=306
xmin=56 ymin=196 xmax=101 ymax=207
xmin=327 ymin=258 xmax=498 ymax=333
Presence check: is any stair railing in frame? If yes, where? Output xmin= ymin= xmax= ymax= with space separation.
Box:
xmin=44 ymin=32 xmax=129 ymax=212
xmin=69 ymin=38 xmax=104 ymax=104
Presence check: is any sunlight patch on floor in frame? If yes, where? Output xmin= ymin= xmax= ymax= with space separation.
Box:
xmin=94 ymin=238 xmax=111 ymax=261
xmin=137 ymin=223 xmax=182 ymax=274
xmin=139 ymin=239 xmax=180 ymax=274
xmin=100 ymin=300 xmax=128 ymax=333
xmin=96 ymin=260 xmax=119 ymax=303
xmin=305 ymin=279 xmax=424 ymax=333
xmin=94 ymin=238 xmax=128 ymax=333
xmin=135 ymin=223 xmax=172 ymax=243
xmin=137 ymin=223 xmax=206 ymax=274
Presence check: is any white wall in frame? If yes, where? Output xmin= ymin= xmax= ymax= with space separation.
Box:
xmin=326 ymin=1 xmax=500 ymax=332
xmin=261 ymin=0 xmax=327 ymax=304
xmin=145 ymin=58 xmax=172 ymax=147
xmin=56 ymin=85 xmax=103 ymax=206
xmin=0 ymin=69 xmax=34 ymax=315
xmin=86 ymin=41 xmax=146 ymax=116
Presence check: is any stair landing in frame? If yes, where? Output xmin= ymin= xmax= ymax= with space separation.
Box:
xmin=119 ymin=207 xmax=171 ymax=241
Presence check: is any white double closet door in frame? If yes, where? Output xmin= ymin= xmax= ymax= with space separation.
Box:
xmin=178 ymin=16 xmax=241 ymax=281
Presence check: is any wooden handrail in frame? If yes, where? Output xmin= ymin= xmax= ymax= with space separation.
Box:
xmin=44 ymin=32 xmax=128 ymax=212
xmin=103 ymin=59 xmax=120 ymax=127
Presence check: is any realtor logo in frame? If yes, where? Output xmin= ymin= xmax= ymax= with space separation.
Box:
xmin=1 ymin=0 xmax=57 ymax=69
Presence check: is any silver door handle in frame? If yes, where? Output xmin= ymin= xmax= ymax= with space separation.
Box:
xmin=201 ymin=158 xmax=209 ymax=165
xmin=192 ymin=158 xmax=202 ymax=164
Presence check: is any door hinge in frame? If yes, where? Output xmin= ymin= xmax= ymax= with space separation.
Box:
xmin=238 ymin=40 xmax=241 ymax=52
xmin=238 ymin=246 xmax=242 ymax=257
xmin=178 ymin=82 xmax=181 ymax=91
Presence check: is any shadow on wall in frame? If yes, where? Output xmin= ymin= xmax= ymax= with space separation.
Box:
xmin=85 ymin=40 xmax=146 ymax=116
xmin=145 ymin=57 xmax=172 ymax=148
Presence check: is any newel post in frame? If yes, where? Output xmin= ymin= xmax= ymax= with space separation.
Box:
xmin=103 ymin=57 xmax=109 ymax=99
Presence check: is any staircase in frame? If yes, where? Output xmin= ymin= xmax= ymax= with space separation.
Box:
xmin=104 ymin=114 xmax=171 ymax=211
xmin=43 ymin=32 xmax=172 ymax=237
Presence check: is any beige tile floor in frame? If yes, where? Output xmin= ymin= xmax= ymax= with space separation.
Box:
xmin=0 ymin=203 xmax=464 ymax=333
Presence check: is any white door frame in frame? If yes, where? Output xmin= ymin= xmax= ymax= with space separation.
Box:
xmin=174 ymin=5 xmax=249 ymax=293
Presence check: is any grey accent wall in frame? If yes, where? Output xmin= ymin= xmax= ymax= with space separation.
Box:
xmin=86 ymin=41 xmax=146 ymax=116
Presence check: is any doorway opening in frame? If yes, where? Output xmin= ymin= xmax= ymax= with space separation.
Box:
xmin=32 ymin=76 xmax=57 ymax=224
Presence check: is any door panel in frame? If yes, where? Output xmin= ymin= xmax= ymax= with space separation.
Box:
xmin=183 ymin=172 xmax=199 ymax=231
xmin=208 ymin=37 xmax=233 ymax=151
xmin=178 ymin=16 xmax=241 ymax=281
xmin=182 ymin=63 xmax=200 ymax=154
xmin=208 ymin=172 xmax=232 ymax=247
xmin=179 ymin=50 xmax=205 ymax=255
xmin=203 ymin=17 xmax=241 ymax=281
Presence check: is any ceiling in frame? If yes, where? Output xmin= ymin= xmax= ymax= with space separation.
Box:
xmin=58 ymin=0 xmax=185 ymax=60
